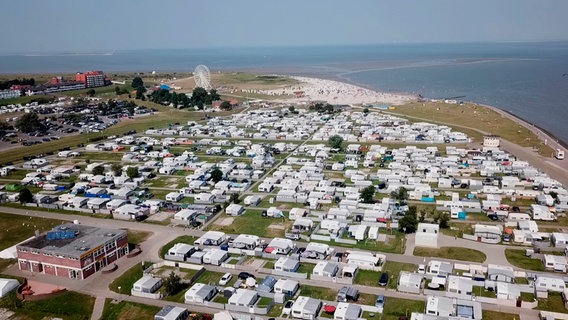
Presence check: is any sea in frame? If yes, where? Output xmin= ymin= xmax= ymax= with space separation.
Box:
xmin=1 ymin=42 xmax=568 ymax=144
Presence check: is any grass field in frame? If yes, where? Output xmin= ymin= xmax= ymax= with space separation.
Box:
xmin=207 ymin=213 xmax=292 ymax=238
xmin=389 ymin=101 xmax=554 ymax=157
xmin=0 ymin=211 xmax=63 ymax=250
xmin=0 ymin=291 xmax=95 ymax=320
xmin=538 ymin=292 xmax=566 ymax=313
xmin=0 ymin=258 xmax=16 ymax=272
xmin=413 ymin=247 xmax=487 ymax=263
xmin=505 ymin=249 xmax=545 ymax=271
xmin=354 ymin=269 xmax=381 ymax=287
xmin=381 ymin=296 xmax=425 ymax=320
xmin=101 ymin=298 xmax=160 ymax=320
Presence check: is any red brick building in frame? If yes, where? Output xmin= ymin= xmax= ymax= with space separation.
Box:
xmin=17 ymin=224 xmax=128 ymax=280
xmin=75 ymin=71 xmax=107 ymax=88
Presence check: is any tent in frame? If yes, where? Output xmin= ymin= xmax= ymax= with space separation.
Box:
xmin=0 ymin=278 xmax=19 ymax=298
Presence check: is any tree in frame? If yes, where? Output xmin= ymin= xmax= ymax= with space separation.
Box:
xmin=438 ymin=212 xmax=450 ymax=229
xmin=360 ymin=185 xmax=376 ymax=204
xmin=19 ymin=188 xmax=34 ymax=204
xmin=210 ymin=168 xmax=224 ymax=183
xmin=399 ymin=206 xmax=418 ymax=233
xmin=363 ymin=107 xmax=369 ymax=114
xmin=288 ymin=106 xmax=295 ymax=112
xmin=230 ymin=193 xmax=240 ymax=204
xmin=115 ymin=86 xmax=121 ymax=95
xmin=191 ymin=87 xmax=209 ymax=109
xmin=111 ymin=163 xmax=123 ymax=176
xmin=327 ymin=135 xmax=344 ymax=150
xmin=219 ymin=101 xmax=232 ymax=111
xmin=208 ymin=89 xmax=220 ymax=102
xmin=87 ymin=89 xmax=96 ymax=96
xmin=131 ymin=77 xmax=144 ymax=89
xmin=15 ymin=112 xmax=44 ymax=133
xmin=126 ymin=167 xmax=139 ymax=179
xmin=163 ymin=271 xmax=183 ymax=296
xmin=397 ymin=187 xmax=408 ymax=201
xmin=0 ymin=121 xmax=11 ymax=132
xmin=92 ymin=165 xmax=105 ymax=176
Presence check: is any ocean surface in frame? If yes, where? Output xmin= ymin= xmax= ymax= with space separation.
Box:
xmin=1 ymin=42 xmax=568 ymax=144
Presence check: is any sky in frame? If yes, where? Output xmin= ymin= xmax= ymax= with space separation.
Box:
xmin=2 ymin=0 xmax=568 ymax=53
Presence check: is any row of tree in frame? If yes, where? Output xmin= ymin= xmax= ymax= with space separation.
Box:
xmin=149 ymin=87 xmax=220 ymax=109
xmin=0 ymin=78 xmax=35 ymax=90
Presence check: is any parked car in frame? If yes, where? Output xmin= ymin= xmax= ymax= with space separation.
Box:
xmin=238 ymin=272 xmax=255 ymax=280
xmin=219 ymin=273 xmax=232 ymax=286
xmin=375 ymin=295 xmax=385 ymax=312
xmin=379 ymin=272 xmax=389 ymax=286
xmin=282 ymin=300 xmax=294 ymax=316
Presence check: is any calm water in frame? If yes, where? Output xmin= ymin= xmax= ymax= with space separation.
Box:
xmin=1 ymin=42 xmax=568 ymax=143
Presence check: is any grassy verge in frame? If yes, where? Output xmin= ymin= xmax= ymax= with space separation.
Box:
xmin=299 ymin=285 xmax=337 ymax=301
xmin=413 ymin=247 xmax=486 ymax=263
xmin=101 ymin=298 xmax=160 ymax=320
xmin=125 ymin=229 xmax=152 ymax=245
xmin=0 ymin=258 xmax=16 ymax=272
xmin=0 ymin=291 xmax=95 ymax=320
xmin=505 ymin=249 xmax=545 ymax=271
xmin=0 ymin=211 xmax=63 ymax=250
xmin=482 ymin=310 xmax=520 ymax=320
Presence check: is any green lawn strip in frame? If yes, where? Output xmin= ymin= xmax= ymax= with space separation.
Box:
xmin=354 ymin=269 xmax=381 ymax=287
xmin=267 ymin=304 xmax=283 ymax=318
xmin=0 ymin=258 xmax=17 ymax=272
xmin=381 ymin=297 xmax=425 ymax=320
xmin=257 ymin=296 xmax=273 ymax=307
xmin=109 ymin=263 xmax=144 ymax=294
xmin=481 ymin=310 xmax=520 ymax=320
xmin=313 ymin=231 xmax=406 ymax=254
xmin=381 ymin=261 xmax=417 ymax=290
xmin=0 ymin=291 xmax=95 ymax=320
xmin=515 ymin=277 xmax=529 ymax=285
xmin=537 ymin=292 xmax=567 ymax=313
xmin=413 ymin=247 xmax=487 ymax=263
xmin=299 ymin=285 xmax=337 ymax=301
xmin=101 ymin=298 xmax=161 ymax=320
xmin=357 ymin=293 xmax=378 ymax=306
xmin=264 ymin=261 xmax=275 ymax=269
xmin=159 ymin=235 xmax=198 ymax=258
xmin=521 ymin=292 xmax=535 ymax=302
xmin=195 ymin=270 xmax=227 ymax=285
xmin=0 ymin=211 xmax=63 ymax=250
xmin=473 ymin=286 xmax=496 ymax=298
xmin=297 ymin=263 xmax=315 ymax=276
xmin=79 ymin=152 xmax=124 ymax=161
xmin=1 ymin=203 xmax=114 ymax=220
xmin=505 ymin=249 xmax=545 ymax=271
xmin=125 ymin=229 xmax=152 ymax=245
xmin=441 ymin=223 xmax=474 ymax=237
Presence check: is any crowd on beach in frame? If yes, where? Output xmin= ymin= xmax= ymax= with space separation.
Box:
xmin=235 ymin=76 xmax=416 ymax=105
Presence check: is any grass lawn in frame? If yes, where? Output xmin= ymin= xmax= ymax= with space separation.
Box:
xmin=195 ymin=270 xmax=227 ymax=285
xmin=381 ymin=261 xmax=417 ymax=290
xmin=100 ymin=298 xmax=161 ymax=320
xmin=0 ymin=258 xmax=16 ymax=272
xmin=109 ymin=263 xmax=143 ymax=294
xmin=0 ymin=211 xmax=63 ymax=250
xmin=79 ymin=152 xmax=124 ymax=161
xmin=521 ymin=292 xmax=535 ymax=302
xmin=354 ymin=269 xmax=381 ymax=287
xmin=0 ymin=291 xmax=95 ymax=320
xmin=482 ymin=310 xmax=520 ymax=320
xmin=267 ymin=304 xmax=283 ymax=318
xmin=299 ymin=285 xmax=338 ymax=301
xmin=505 ymin=249 xmax=545 ymax=271
xmin=297 ymin=263 xmax=315 ymax=276
xmin=538 ymin=292 xmax=566 ymax=313
xmin=473 ymin=286 xmax=496 ymax=298
xmin=159 ymin=235 xmax=198 ymax=258
xmin=263 ymin=260 xmax=275 ymax=269
xmin=381 ymin=297 xmax=425 ymax=320
xmin=389 ymin=101 xmax=554 ymax=157
xmin=319 ymin=231 xmax=406 ymax=254
xmin=357 ymin=292 xmax=377 ymax=306
xmin=207 ymin=213 xmax=291 ymax=238
xmin=125 ymin=229 xmax=152 ymax=245
xmin=440 ymin=223 xmax=474 ymax=238
xmin=413 ymin=247 xmax=487 ymax=263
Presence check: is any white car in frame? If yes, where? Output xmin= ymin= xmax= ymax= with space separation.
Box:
xmin=219 ymin=273 xmax=232 ymax=286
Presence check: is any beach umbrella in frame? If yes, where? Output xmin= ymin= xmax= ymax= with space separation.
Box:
xmin=323 ymin=305 xmax=336 ymax=314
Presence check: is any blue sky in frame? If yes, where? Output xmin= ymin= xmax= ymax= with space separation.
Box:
xmin=3 ymin=0 xmax=568 ymax=53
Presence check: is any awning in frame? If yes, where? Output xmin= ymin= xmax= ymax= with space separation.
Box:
xmin=265 ymin=247 xmax=275 ymax=253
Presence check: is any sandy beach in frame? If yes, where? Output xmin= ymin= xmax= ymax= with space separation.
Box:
xmin=241 ymin=76 xmax=417 ymax=106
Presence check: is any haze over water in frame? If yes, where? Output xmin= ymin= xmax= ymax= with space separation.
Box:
xmin=1 ymin=42 xmax=567 ymax=144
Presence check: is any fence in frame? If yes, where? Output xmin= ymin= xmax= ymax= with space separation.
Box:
xmin=131 ymin=290 xmax=162 ymax=300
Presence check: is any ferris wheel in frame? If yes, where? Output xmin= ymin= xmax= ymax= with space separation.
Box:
xmin=194 ymin=65 xmax=211 ymax=90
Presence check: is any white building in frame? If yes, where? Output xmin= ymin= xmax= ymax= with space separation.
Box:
xmin=415 ymin=223 xmax=439 ymax=248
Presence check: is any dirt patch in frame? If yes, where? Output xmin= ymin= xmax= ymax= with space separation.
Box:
xmin=267 ymin=224 xmax=286 ymax=229
xmin=215 ymin=217 xmax=234 ymax=226
xmin=277 ymin=204 xmax=292 ymax=210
